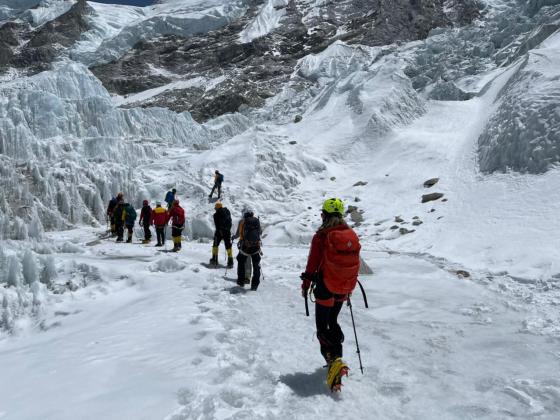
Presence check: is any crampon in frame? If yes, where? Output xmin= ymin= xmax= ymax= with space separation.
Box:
xmin=326 ymin=358 xmax=349 ymax=392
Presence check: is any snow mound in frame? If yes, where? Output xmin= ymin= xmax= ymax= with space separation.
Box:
xmin=149 ymin=257 xmax=186 ymax=273
xmin=478 ymin=31 xmax=560 ymax=173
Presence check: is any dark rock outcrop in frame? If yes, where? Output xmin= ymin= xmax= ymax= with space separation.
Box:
xmin=0 ymin=0 xmax=91 ymax=75
xmin=90 ymin=0 xmax=481 ymax=122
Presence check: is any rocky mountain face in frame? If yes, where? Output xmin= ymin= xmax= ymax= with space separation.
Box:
xmin=91 ymin=0 xmax=480 ymax=122
xmin=0 ymin=0 xmax=91 ymax=76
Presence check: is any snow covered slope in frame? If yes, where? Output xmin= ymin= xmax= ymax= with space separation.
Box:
xmin=1 ymin=0 xmax=560 ymax=418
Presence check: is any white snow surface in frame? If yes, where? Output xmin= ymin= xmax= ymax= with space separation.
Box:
xmin=2 ymin=0 xmax=560 ymax=418
xmin=1 ymin=230 xmax=560 ymax=419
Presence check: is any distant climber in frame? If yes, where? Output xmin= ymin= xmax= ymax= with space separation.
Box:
xmin=300 ymin=198 xmax=361 ymax=392
xmin=151 ymin=201 xmax=167 ymax=247
xmin=235 ymin=209 xmax=262 ymax=290
xmin=167 ymin=199 xmax=185 ymax=252
xmin=139 ymin=200 xmax=152 ymax=244
xmin=165 ymin=188 xmax=176 ymax=209
xmin=106 ymin=192 xmax=123 ymax=236
xmin=113 ymin=199 xmax=125 ymax=242
xmin=122 ymin=203 xmax=137 ymax=243
xmin=210 ymin=202 xmax=233 ymax=268
xmin=209 ymin=170 xmax=224 ymax=200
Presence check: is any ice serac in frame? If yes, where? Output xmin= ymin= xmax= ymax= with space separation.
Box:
xmin=478 ymin=31 xmax=560 ymax=174
xmin=0 ymin=62 xmax=248 ymax=240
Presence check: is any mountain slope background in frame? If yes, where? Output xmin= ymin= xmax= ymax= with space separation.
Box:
xmin=1 ymin=0 xmax=560 ymax=418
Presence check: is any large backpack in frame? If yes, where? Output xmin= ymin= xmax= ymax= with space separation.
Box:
xmin=217 ymin=173 xmax=224 ymax=183
xmin=125 ymin=205 xmax=137 ymax=223
xmin=216 ymin=207 xmax=232 ymax=231
xmin=321 ymin=227 xmax=361 ymax=294
xmin=242 ymin=216 xmax=261 ymax=253
xmin=172 ymin=206 xmax=185 ymax=226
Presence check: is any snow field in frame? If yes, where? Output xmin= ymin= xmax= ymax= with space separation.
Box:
xmin=2 ymin=230 xmax=560 ymax=419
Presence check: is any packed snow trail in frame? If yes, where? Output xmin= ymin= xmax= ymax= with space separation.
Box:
xmin=1 ymin=230 xmax=560 ymax=419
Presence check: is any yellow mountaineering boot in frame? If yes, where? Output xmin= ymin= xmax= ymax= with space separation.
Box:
xmin=326 ymin=358 xmax=349 ymax=392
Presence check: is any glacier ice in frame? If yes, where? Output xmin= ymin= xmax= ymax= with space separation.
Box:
xmin=478 ymin=31 xmax=560 ymax=173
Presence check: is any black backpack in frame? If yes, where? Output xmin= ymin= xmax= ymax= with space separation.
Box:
xmin=217 ymin=173 xmax=224 ymax=183
xmin=216 ymin=207 xmax=232 ymax=231
xmin=242 ymin=216 xmax=261 ymax=253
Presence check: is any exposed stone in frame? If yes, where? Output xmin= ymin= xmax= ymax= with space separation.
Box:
xmin=422 ymin=192 xmax=444 ymax=203
xmin=330 ymin=176 xmax=336 ymax=181
xmin=353 ymin=181 xmax=368 ymax=186
xmin=395 ymin=216 xmax=404 ymax=223
xmin=359 ymin=257 xmax=374 ymax=275
xmin=413 ymin=216 xmax=420 ymax=220
xmin=294 ymin=115 xmax=303 ymax=123
xmin=442 ymin=198 xmax=448 ymax=202
xmin=390 ymin=225 xmax=399 ymax=230
xmin=354 ymin=197 xmax=361 ymax=202
xmin=399 ymin=228 xmax=415 ymax=235
xmin=289 ymin=140 xmax=297 ymax=145
xmin=413 ymin=220 xmax=423 ymax=226
xmin=350 ymin=210 xmax=364 ymax=223
xmin=423 ymin=177 xmax=440 ymax=188
xmin=456 ymin=270 xmax=471 ymax=278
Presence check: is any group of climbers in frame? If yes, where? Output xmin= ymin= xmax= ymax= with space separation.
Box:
xmin=105 ymin=192 xmax=137 ymax=243
xmin=105 ymin=172 xmax=360 ymax=392
xmin=105 ymin=191 xmax=185 ymax=252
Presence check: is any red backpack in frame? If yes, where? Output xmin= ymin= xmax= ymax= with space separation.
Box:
xmin=321 ymin=227 xmax=361 ymax=294
xmin=172 ymin=206 xmax=185 ymax=226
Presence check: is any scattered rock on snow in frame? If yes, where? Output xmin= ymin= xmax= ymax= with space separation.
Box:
xmin=289 ymin=140 xmax=297 ymax=145
xmin=350 ymin=211 xmax=364 ymax=223
xmin=442 ymin=198 xmax=448 ymax=202
xmin=423 ymin=177 xmax=440 ymax=188
xmin=390 ymin=225 xmax=399 ymax=230
xmin=413 ymin=216 xmax=419 ymax=220
xmin=399 ymin=228 xmax=415 ymax=235
xmin=294 ymin=115 xmax=302 ymax=123
xmin=353 ymin=181 xmax=368 ymax=186
xmin=359 ymin=257 xmax=374 ymax=275
xmin=330 ymin=176 xmax=336 ymax=181
xmin=422 ymin=192 xmax=444 ymax=203
xmin=412 ymin=220 xmax=423 ymax=226
xmin=395 ymin=216 xmax=404 ymax=223
xmin=354 ymin=197 xmax=361 ymax=202
xmin=456 ymin=270 xmax=471 ymax=278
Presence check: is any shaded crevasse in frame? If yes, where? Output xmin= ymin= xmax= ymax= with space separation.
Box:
xmin=478 ymin=31 xmax=560 ymax=174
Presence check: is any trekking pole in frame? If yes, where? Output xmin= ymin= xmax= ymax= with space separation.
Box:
xmin=357 ymin=280 xmax=369 ymax=308
xmin=224 ymin=247 xmax=228 ymax=276
xmin=304 ymin=290 xmax=309 ymax=316
xmin=347 ymin=297 xmax=364 ymax=374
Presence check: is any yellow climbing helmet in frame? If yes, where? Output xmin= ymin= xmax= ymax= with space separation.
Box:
xmin=322 ymin=198 xmax=344 ymax=215
xmin=215 ymin=202 xmax=222 ymax=209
